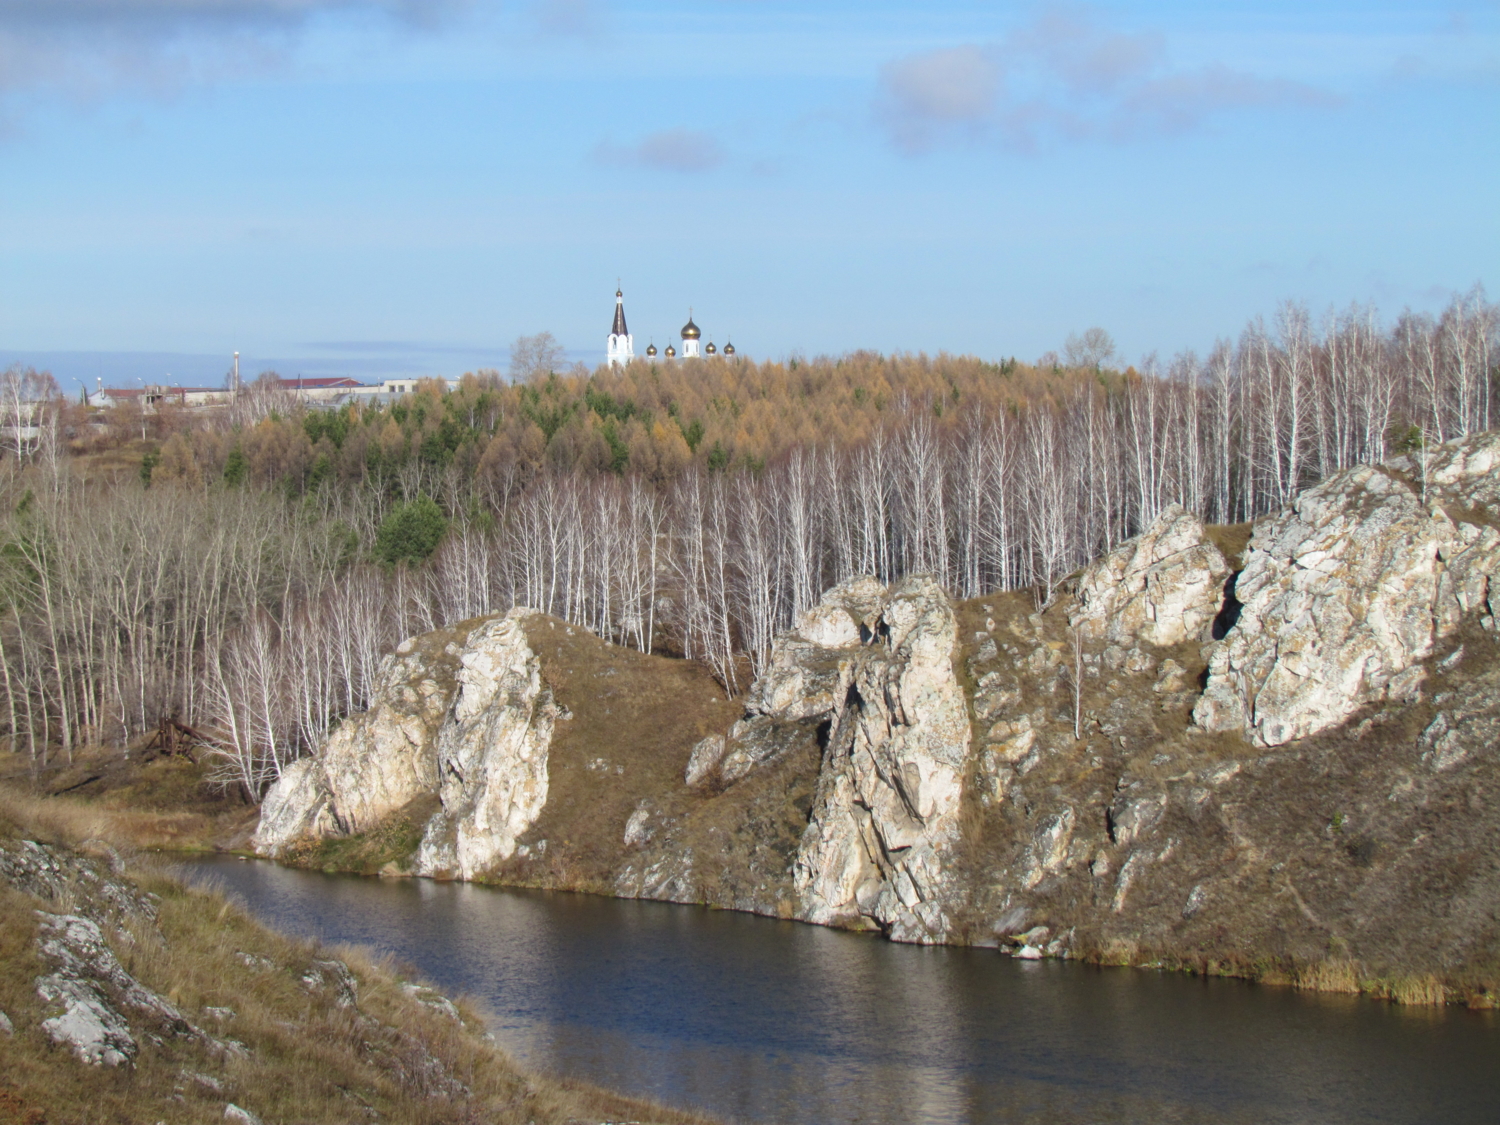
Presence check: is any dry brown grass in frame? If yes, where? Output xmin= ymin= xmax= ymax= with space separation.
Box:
xmin=1203 ymin=521 xmax=1254 ymax=569
xmin=0 ymin=745 xmax=258 ymax=855
xmin=1294 ymin=959 xmax=1362 ymax=994
xmin=1382 ymin=974 xmax=1450 ymax=1007
xmin=487 ymin=615 xmax=745 ymax=892
xmin=0 ymin=804 xmax=719 ymax=1125
xmin=0 ymin=783 xmax=118 ymax=850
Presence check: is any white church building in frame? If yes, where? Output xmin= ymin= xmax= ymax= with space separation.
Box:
xmin=606 ymin=288 xmax=633 ymax=367
xmin=607 ymin=289 xmax=734 ymax=367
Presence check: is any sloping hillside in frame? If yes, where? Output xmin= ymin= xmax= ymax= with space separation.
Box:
xmin=253 ymin=431 xmax=1500 ymax=1004
xmin=0 ymin=792 xmax=714 ymax=1125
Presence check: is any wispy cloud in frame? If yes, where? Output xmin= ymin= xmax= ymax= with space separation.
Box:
xmin=0 ymin=0 xmax=467 ymax=126
xmin=878 ymin=45 xmax=1001 ymax=152
xmin=529 ymin=0 xmax=604 ymax=39
xmin=595 ymin=127 xmax=725 ymax=173
xmin=876 ymin=8 xmax=1339 ymax=155
xmin=0 ymin=1 xmax=460 ymax=32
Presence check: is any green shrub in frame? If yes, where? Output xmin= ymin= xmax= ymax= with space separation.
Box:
xmin=374 ymin=496 xmax=448 ymax=566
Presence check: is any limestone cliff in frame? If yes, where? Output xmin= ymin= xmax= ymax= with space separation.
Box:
xmin=256 ymin=609 xmax=558 ymax=880
xmin=786 ymin=577 xmax=970 ymax=943
xmin=254 ymin=432 xmax=1500 ymax=1002
xmin=1195 ymin=437 xmax=1500 ymax=746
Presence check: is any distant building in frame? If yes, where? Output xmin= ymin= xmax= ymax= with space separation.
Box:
xmin=83 ymin=374 xmax=466 ymax=411
xmin=87 ymin=381 xmax=231 ymax=409
xmin=610 ymin=289 xmax=734 ymax=363
xmin=344 ymin=378 xmax=459 ymax=403
xmin=680 ymin=312 xmax=701 ymax=358
xmin=607 ymin=289 xmax=634 ymax=368
xmin=278 ymin=376 xmax=365 ymax=404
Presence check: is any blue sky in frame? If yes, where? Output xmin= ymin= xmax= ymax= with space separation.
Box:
xmin=0 ymin=0 xmax=1496 ymax=391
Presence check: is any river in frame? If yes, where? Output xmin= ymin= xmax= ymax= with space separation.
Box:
xmin=188 ymin=856 xmax=1498 ymax=1125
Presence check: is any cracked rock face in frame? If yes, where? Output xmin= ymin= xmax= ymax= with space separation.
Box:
xmin=1195 ymin=432 xmax=1500 ymax=747
xmin=711 ymin=577 xmax=888 ymax=785
xmin=413 ymin=611 xmax=557 ymax=879
xmin=254 ymin=625 xmax=472 ymax=854
xmin=1070 ymin=504 xmax=1229 ymax=648
xmin=0 ymin=839 xmax=158 ymax=929
xmin=791 ymin=575 xmax=971 ymax=944
xmin=255 ymin=608 xmax=557 ymax=881
xmin=33 ymin=912 xmax=201 ymax=1067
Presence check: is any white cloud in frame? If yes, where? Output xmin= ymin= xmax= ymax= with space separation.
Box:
xmin=875 ymin=7 xmax=1339 ymax=155
xmin=595 ymin=128 xmax=725 ymax=173
xmin=529 ymin=0 xmax=604 ymax=39
xmin=0 ymin=1 xmax=453 ymax=31
xmin=1120 ymin=65 xmax=1338 ymax=136
xmin=877 ymin=45 xmax=1001 ymax=153
xmin=0 ymin=0 xmax=467 ymax=125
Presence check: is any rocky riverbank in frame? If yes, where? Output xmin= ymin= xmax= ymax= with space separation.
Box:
xmin=254 ymin=432 xmax=1500 ymax=1006
xmin=0 ymin=791 xmax=715 ymax=1125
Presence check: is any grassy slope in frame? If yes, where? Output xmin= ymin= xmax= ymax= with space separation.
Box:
xmin=946 ymin=581 xmax=1500 ymax=1008
xmin=488 ymin=617 xmax=748 ymax=893
xmin=0 ymin=789 xmax=716 ymax=1125
xmin=0 ymin=746 xmax=259 ymax=855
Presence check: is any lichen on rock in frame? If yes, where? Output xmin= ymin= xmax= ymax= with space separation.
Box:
xmin=1195 ymin=432 xmax=1500 ymax=746
xmin=1070 ymin=504 xmax=1229 ymax=648
xmin=33 ymin=911 xmax=205 ymax=1067
xmin=413 ymin=611 xmax=557 ymax=879
xmin=791 ymin=575 xmax=971 ymax=943
xmin=255 ymin=608 xmax=558 ymax=881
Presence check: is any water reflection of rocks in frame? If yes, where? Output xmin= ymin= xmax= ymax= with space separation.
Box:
xmin=191 ymin=856 xmax=1500 ymax=1125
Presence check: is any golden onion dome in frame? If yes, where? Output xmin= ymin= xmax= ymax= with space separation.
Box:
xmin=680 ymin=314 xmax=701 ymax=340
xmin=646 ymin=342 xmax=657 ymax=357
xmin=705 ymin=341 xmax=717 ymax=355
xmin=723 ymin=340 xmax=735 ymax=356
xmin=665 ymin=344 xmax=676 ymax=357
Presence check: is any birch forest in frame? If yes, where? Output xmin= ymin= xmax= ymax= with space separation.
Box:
xmin=1 ymin=290 xmax=1494 ymax=795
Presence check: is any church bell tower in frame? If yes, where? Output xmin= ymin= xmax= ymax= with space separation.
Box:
xmin=607 ymin=287 xmax=634 ymax=368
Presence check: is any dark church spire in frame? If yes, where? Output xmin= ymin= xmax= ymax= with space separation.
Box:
xmin=611 ymin=287 xmax=628 ymax=337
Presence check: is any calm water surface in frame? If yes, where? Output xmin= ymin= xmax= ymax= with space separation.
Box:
xmin=188 ymin=856 xmax=1498 ymax=1125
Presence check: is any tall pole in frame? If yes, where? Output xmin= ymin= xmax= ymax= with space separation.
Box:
xmin=233 ymin=351 xmax=240 ymax=399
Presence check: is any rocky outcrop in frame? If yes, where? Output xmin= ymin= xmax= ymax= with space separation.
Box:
xmin=616 ymin=574 xmax=970 ymax=941
xmin=34 ymin=911 xmax=203 ymax=1067
xmin=0 ymin=837 xmax=157 ymax=929
xmin=1070 ymin=504 xmax=1229 ymax=647
xmin=251 ymin=432 xmax=1500 ymax=999
xmin=413 ymin=612 xmax=558 ymax=879
xmin=713 ymin=576 xmax=886 ymax=783
xmin=790 ymin=576 xmax=971 ymax=943
xmin=255 ymin=609 xmax=558 ymax=880
xmin=254 ymin=622 xmax=473 ymax=852
xmin=1195 ymin=431 xmax=1500 ymax=746
xmin=0 ymin=838 xmax=225 ymax=1069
